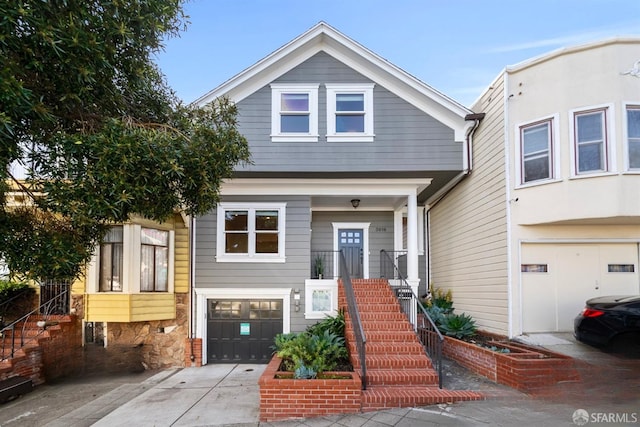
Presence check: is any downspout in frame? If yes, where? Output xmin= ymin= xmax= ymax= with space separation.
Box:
xmin=189 ymin=215 xmax=196 ymax=362
xmin=425 ymin=112 xmax=485 ymax=209
xmin=425 ymin=113 xmax=484 ymax=286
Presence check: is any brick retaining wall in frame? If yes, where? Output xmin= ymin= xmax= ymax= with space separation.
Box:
xmin=259 ymin=356 xmax=361 ymax=422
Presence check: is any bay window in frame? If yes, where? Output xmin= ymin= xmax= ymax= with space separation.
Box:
xmin=573 ymin=108 xmax=609 ymax=174
xmin=626 ymin=105 xmax=640 ymax=170
xmin=520 ymin=119 xmax=553 ymax=183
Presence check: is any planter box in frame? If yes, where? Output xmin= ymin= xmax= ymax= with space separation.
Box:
xmin=442 ymin=333 xmax=580 ymax=393
xmin=259 ymin=356 xmax=361 ymax=422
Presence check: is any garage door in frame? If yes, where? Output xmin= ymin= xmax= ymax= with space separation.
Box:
xmin=522 ymin=243 xmax=640 ymax=333
xmin=207 ymin=299 xmax=282 ymax=363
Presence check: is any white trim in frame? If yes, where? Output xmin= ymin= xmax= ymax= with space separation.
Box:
xmin=270 ymin=83 xmax=319 ymax=142
xmin=332 ymin=222 xmax=370 ymax=278
xmin=514 ymin=114 xmax=561 ymax=188
xmin=194 ymin=287 xmax=292 ymax=365
xmin=325 ymin=83 xmax=374 ymax=142
xmin=623 ymin=102 xmax=640 ymax=172
xmin=304 ymin=279 xmax=339 ymax=319
xmin=568 ymin=103 xmax=616 ymax=177
xmin=216 ymin=202 xmax=287 ymax=263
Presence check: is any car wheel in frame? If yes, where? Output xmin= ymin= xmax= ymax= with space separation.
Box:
xmin=609 ymin=333 xmax=640 ymax=358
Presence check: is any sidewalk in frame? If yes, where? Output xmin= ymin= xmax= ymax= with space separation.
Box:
xmin=1 ymin=333 xmax=638 ymax=427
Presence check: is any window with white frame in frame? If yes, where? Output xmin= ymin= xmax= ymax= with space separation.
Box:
xmin=573 ymin=108 xmax=609 ymax=174
xmin=626 ymin=105 xmax=640 ymax=170
xmin=99 ymin=226 xmax=124 ymax=292
xmin=216 ymin=203 xmax=286 ymax=262
xmin=326 ymin=83 xmax=374 ymax=142
xmin=270 ymin=84 xmax=318 ymax=142
xmin=140 ymin=228 xmax=169 ymax=292
xmin=304 ymin=279 xmax=338 ymax=319
xmin=91 ymin=224 xmax=174 ymax=294
xmin=520 ymin=119 xmax=554 ymax=183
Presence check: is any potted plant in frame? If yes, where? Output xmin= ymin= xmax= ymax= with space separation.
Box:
xmin=313 ymin=255 xmax=325 ymax=279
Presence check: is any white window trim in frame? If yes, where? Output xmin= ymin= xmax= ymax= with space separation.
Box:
xmin=216 ymin=202 xmax=286 ymax=263
xmin=623 ymin=102 xmax=640 ymax=173
xmin=514 ymin=115 xmax=560 ymax=188
xmin=326 ymin=83 xmax=375 ymax=142
xmin=86 ymin=224 xmax=175 ymax=294
xmin=194 ymin=287 xmax=292 ymax=365
xmin=569 ymin=104 xmax=616 ymax=177
xmin=270 ymin=83 xmax=319 ymax=142
xmin=304 ymin=279 xmax=339 ymax=319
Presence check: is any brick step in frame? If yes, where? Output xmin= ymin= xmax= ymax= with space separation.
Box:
xmin=348 ymin=341 xmax=425 ymax=355
xmin=365 ymin=368 xmax=439 ymax=386
xmin=346 ymin=330 xmax=417 ymax=342
xmin=343 ymin=303 xmax=401 ymax=312
xmin=357 ymin=354 xmax=431 ymax=370
xmin=357 ymin=313 xmax=407 ymax=322
xmin=361 ymin=386 xmax=484 ymax=411
xmin=360 ymin=322 xmax=414 ymax=332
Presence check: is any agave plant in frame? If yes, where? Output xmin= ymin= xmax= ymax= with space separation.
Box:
xmin=439 ymin=313 xmax=477 ymax=340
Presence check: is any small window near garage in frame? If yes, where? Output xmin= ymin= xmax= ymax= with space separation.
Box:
xmin=304 ymin=279 xmax=338 ymax=319
xmin=608 ymin=264 xmax=635 ymax=273
xmin=521 ymin=264 xmax=548 ymax=273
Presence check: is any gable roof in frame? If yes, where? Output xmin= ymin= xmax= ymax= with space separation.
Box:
xmin=194 ymin=22 xmax=474 ymax=142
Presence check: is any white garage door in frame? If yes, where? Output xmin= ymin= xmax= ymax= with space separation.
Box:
xmin=521 ymin=243 xmax=640 ymax=332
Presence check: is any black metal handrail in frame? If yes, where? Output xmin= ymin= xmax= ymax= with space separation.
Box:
xmin=338 ymin=250 xmax=367 ymax=390
xmin=1 ymin=281 xmax=70 ymax=361
xmin=310 ymin=250 xmax=341 ymax=279
xmin=380 ymin=250 xmax=444 ymax=388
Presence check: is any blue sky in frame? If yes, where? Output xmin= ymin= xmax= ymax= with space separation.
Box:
xmin=154 ymin=0 xmax=640 ymax=107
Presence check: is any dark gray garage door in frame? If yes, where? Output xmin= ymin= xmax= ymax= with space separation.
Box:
xmin=207 ymin=299 xmax=283 ymax=363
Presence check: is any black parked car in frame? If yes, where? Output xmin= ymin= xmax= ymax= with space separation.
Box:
xmin=574 ymin=295 xmax=640 ymax=357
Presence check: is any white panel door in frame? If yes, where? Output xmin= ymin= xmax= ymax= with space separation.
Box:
xmin=521 ymin=243 xmax=639 ymax=333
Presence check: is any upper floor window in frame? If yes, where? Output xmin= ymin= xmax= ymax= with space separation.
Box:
xmin=520 ymin=119 xmax=554 ymax=184
xmin=326 ymin=83 xmax=374 ymax=142
xmin=216 ymin=203 xmax=286 ymax=263
xmin=100 ymin=226 xmax=124 ymax=292
xmin=270 ymin=84 xmax=318 ymax=142
xmin=90 ymin=224 xmax=174 ymax=294
xmin=140 ymin=228 xmax=169 ymax=292
xmin=626 ymin=105 xmax=640 ymax=171
xmin=573 ymin=107 xmax=609 ymax=175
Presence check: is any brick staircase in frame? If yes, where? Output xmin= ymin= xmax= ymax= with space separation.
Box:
xmin=340 ymin=278 xmax=483 ymax=411
xmin=1 ymin=315 xmax=75 ymax=385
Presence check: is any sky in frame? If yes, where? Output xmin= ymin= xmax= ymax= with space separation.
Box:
xmin=154 ymin=0 xmax=640 ymax=107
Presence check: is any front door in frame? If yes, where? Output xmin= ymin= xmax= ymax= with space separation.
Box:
xmin=338 ymin=229 xmax=363 ymax=278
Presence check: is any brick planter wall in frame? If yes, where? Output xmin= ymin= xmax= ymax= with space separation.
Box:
xmin=259 ymin=356 xmax=361 ymax=422
xmin=442 ymin=334 xmax=580 ymax=393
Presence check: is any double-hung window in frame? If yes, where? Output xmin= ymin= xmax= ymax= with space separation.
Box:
xmin=326 ymin=83 xmax=374 ymax=142
xmin=99 ymin=226 xmax=124 ymax=292
xmin=626 ymin=105 xmax=640 ymax=170
xmin=140 ymin=228 xmax=169 ymax=292
xmin=520 ymin=119 xmax=553 ymax=184
xmin=270 ymin=84 xmax=318 ymax=142
xmin=216 ymin=203 xmax=286 ymax=262
xmin=573 ymin=108 xmax=609 ymax=175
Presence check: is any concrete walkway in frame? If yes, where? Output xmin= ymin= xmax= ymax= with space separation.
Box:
xmin=1 ymin=333 xmax=638 ymax=427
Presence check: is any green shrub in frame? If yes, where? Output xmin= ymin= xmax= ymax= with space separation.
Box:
xmin=0 ymin=280 xmax=33 ymax=303
xmin=423 ymin=304 xmax=447 ymax=328
xmin=306 ymin=310 xmax=345 ymax=337
xmin=428 ymin=287 xmax=454 ymax=312
xmin=275 ymin=330 xmax=348 ymax=377
xmin=439 ymin=313 xmax=477 ymax=340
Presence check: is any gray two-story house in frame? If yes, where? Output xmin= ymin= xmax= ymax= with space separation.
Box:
xmin=191 ymin=22 xmax=480 ymax=364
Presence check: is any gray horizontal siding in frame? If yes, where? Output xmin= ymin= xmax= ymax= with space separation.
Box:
xmin=235 ymin=52 xmax=461 ymax=174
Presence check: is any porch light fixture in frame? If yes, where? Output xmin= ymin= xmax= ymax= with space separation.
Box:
xmin=351 ymin=199 xmax=360 ymax=209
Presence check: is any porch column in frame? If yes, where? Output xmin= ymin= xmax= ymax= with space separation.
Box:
xmin=407 ymin=192 xmax=419 ymax=289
